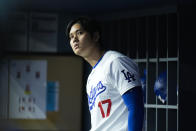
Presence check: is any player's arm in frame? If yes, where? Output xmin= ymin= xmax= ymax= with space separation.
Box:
xmin=122 ymin=86 xmax=144 ymax=131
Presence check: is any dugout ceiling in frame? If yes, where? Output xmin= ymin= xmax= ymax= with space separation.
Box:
xmin=1 ymin=0 xmax=177 ymax=14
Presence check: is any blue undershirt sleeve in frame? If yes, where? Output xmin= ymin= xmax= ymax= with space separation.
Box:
xmin=122 ymin=86 xmax=144 ymax=131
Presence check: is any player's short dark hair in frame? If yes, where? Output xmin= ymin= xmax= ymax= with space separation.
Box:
xmin=66 ymin=17 xmax=102 ymax=42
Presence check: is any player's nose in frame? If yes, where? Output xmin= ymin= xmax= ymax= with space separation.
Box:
xmin=73 ymin=35 xmax=79 ymax=43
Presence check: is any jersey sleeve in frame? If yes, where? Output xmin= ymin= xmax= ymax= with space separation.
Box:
xmin=108 ymin=57 xmax=142 ymax=95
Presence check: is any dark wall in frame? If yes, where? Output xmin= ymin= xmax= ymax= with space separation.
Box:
xmin=178 ymin=0 xmax=194 ymax=130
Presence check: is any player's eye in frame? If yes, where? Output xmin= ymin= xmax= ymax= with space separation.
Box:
xmin=77 ymin=31 xmax=83 ymax=36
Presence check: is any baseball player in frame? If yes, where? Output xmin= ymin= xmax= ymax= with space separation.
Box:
xmin=66 ymin=17 xmax=144 ymax=131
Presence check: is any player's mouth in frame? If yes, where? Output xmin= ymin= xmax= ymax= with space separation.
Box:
xmin=74 ymin=44 xmax=79 ymax=50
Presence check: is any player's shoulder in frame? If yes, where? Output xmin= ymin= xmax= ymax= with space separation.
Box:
xmin=104 ymin=50 xmax=126 ymax=60
xmin=104 ymin=50 xmax=138 ymax=70
xmin=104 ymin=50 xmax=133 ymax=63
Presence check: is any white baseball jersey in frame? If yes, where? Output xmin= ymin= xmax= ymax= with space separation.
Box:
xmin=86 ymin=50 xmax=142 ymax=131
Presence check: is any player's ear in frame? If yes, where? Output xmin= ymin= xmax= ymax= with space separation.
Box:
xmin=93 ymin=32 xmax=100 ymax=42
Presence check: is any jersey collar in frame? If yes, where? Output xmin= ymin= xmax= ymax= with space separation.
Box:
xmin=92 ymin=52 xmax=106 ymax=69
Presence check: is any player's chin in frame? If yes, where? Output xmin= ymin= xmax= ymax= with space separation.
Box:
xmin=73 ymin=49 xmax=82 ymax=56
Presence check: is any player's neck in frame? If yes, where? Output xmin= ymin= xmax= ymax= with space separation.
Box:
xmin=84 ymin=47 xmax=105 ymax=67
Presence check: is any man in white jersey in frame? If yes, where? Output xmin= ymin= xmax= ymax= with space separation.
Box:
xmin=66 ymin=17 xmax=144 ymax=131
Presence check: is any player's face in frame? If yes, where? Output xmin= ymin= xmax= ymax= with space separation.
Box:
xmin=69 ymin=23 xmax=95 ymax=57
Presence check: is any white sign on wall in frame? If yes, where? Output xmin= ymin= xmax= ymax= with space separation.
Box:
xmin=29 ymin=13 xmax=58 ymax=52
xmin=9 ymin=60 xmax=47 ymax=119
